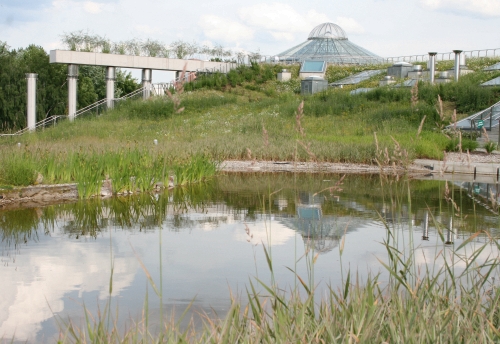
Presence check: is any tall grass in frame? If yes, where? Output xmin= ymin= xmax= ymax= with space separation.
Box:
xmin=0 ymin=147 xmax=217 ymax=198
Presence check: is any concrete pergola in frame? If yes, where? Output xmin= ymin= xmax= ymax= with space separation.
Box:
xmin=49 ymin=50 xmax=237 ymax=120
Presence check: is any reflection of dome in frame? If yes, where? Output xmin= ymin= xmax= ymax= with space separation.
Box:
xmin=308 ymin=23 xmax=347 ymax=40
xmin=277 ymin=22 xmax=382 ymax=65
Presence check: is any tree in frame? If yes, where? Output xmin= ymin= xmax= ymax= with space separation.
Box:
xmin=141 ymin=39 xmax=169 ymax=57
xmin=116 ymin=69 xmax=141 ymax=97
xmin=170 ymin=40 xmax=198 ymax=59
xmin=0 ymin=44 xmax=67 ymax=130
xmin=78 ymin=76 xmax=98 ymax=107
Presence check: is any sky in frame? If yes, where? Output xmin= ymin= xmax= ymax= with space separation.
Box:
xmin=1 ymin=0 xmax=500 ymax=58
xmin=1 ymin=0 xmax=500 ymax=83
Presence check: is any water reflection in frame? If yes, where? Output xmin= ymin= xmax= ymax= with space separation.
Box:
xmin=0 ymin=174 xmax=499 ymax=342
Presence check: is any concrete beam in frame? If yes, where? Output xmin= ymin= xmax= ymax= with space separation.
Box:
xmin=50 ymin=50 xmax=237 ymax=73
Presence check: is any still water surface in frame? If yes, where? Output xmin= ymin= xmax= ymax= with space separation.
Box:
xmin=1 ymin=173 xmax=499 ymax=342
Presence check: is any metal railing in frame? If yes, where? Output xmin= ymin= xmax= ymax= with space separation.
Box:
xmin=0 ymin=115 xmax=65 ymax=137
xmin=449 ymin=99 xmax=500 ymax=131
xmin=385 ymin=48 xmax=500 ymax=64
xmin=193 ymin=49 xmax=500 ymax=65
xmin=246 ymin=48 xmax=500 ymax=65
xmin=0 ymin=86 xmax=148 ymax=137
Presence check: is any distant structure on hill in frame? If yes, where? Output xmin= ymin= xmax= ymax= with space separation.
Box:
xmin=277 ymin=22 xmax=383 ymax=65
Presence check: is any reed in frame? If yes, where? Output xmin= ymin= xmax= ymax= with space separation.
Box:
xmin=0 ymin=147 xmax=216 ymax=199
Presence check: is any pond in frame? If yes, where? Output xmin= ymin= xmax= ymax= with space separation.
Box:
xmin=1 ymin=173 xmax=499 ymax=342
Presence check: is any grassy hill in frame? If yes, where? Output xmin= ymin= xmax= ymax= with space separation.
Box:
xmin=1 ymin=59 xmax=500 ymax=188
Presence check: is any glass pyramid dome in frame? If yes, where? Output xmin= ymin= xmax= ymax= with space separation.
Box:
xmin=277 ymin=22 xmax=383 ymax=65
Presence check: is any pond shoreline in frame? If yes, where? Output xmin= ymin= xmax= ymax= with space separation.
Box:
xmin=1 ymin=155 xmax=498 ymax=210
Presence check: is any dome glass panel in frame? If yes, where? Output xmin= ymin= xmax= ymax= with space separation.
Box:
xmin=277 ymin=22 xmax=383 ymax=65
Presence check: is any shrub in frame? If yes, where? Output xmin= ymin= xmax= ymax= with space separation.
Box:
xmin=0 ymin=154 xmax=37 ymax=186
xmin=445 ymin=138 xmax=478 ymax=152
xmin=484 ymin=141 xmax=497 ymax=154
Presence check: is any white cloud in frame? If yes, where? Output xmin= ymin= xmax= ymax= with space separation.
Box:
xmin=134 ymin=24 xmax=161 ymax=34
xmin=51 ymin=0 xmax=70 ymax=10
xmin=419 ymin=0 xmax=500 ymax=17
xmin=336 ymin=17 xmax=365 ymax=34
xmin=238 ymin=3 xmax=330 ymax=34
xmin=198 ymin=15 xmax=254 ymax=42
xmin=83 ymin=1 xmax=104 ymax=14
xmin=270 ymin=31 xmax=295 ymax=41
xmin=235 ymin=3 xmax=365 ymax=42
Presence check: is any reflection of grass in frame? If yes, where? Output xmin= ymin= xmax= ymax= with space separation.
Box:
xmin=54 ymin=173 xmax=500 ymax=342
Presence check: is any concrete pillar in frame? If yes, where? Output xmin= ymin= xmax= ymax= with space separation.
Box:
xmin=67 ymin=64 xmax=78 ymax=121
xmin=26 ymin=73 xmax=37 ymax=131
xmin=453 ymin=50 xmax=462 ymax=82
xmin=428 ymin=52 xmax=437 ymax=84
xmin=461 ymin=52 xmax=467 ymax=67
xmin=142 ymin=68 xmax=152 ymax=99
xmin=106 ymin=66 xmax=116 ymax=109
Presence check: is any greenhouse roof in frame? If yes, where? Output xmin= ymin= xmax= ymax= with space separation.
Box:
xmin=350 ymin=88 xmax=373 ymax=95
xmin=484 ymin=62 xmax=500 ymax=71
xmin=394 ymin=79 xmax=418 ymax=88
xmin=277 ymin=22 xmax=384 ymax=65
xmin=330 ymin=69 xmax=383 ymax=86
xmin=481 ymin=76 xmax=500 ymax=87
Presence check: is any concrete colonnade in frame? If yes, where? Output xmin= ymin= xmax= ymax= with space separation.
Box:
xmin=65 ymin=65 xmax=154 ymax=119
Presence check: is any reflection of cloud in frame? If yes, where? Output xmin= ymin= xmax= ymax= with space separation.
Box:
xmin=419 ymin=0 xmax=500 ymax=17
xmin=0 ymin=232 xmax=138 ymax=342
xmin=413 ymin=240 xmax=498 ymax=272
xmin=234 ymin=220 xmax=296 ymax=246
